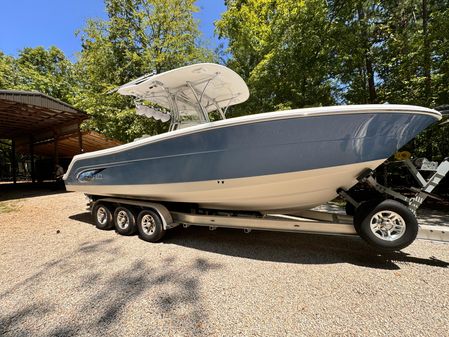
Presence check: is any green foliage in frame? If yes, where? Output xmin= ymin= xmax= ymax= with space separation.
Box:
xmin=0 ymin=52 xmax=16 ymax=88
xmin=217 ymin=0 xmax=335 ymax=116
xmin=74 ymin=0 xmax=215 ymax=142
xmin=0 ymin=140 xmax=12 ymax=179
xmin=0 ymin=47 xmax=76 ymax=102
xmin=218 ymin=0 xmax=449 ymax=160
xmin=0 ymin=1 xmax=214 ymax=143
xmin=328 ymin=1 xmax=384 ymax=104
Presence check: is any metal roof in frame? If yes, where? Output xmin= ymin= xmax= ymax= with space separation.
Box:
xmin=0 ymin=90 xmax=88 ymax=139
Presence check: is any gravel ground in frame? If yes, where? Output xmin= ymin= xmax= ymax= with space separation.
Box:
xmin=0 ymin=189 xmax=448 ymax=337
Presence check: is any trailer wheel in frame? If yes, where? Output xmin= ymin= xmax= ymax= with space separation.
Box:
xmin=114 ymin=206 xmax=137 ymax=235
xmin=92 ymin=202 xmax=114 ymax=230
xmin=355 ymin=199 xmax=418 ymax=251
xmin=353 ymin=199 xmax=384 ymax=235
xmin=136 ymin=209 xmax=166 ymax=242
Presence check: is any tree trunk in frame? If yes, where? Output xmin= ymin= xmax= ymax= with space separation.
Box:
xmin=422 ymin=0 xmax=432 ymax=105
xmin=358 ymin=6 xmax=378 ymax=103
xmin=365 ymin=52 xmax=377 ymax=103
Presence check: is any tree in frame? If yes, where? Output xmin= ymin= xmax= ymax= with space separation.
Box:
xmin=328 ymin=1 xmax=387 ymax=104
xmin=0 ymin=52 xmax=17 ymax=89
xmin=15 ymin=47 xmax=77 ymax=102
xmin=374 ymin=0 xmax=449 ymax=160
xmin=218 ymin=0 xmax=449 ymax=161
xmin=74 ymin=0 xmax=215 ymax=142
xmin=428 ymin=0 xmax=449 ymax=106
xmin=216 ymin=0 xmax=335 ymax=116
xmin=0 ymin=47 xmax=76 ymax=102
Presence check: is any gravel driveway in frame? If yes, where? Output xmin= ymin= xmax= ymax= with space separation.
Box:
xmin=0 ymin=190 xmax=448 ymax=337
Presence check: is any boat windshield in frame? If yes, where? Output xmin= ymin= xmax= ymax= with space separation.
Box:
xmin=174 ymin=98 xmax=205 ymax=130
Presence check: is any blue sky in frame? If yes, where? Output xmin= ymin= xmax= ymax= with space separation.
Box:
xmin=0 ymin=0 xmax=226 ymax=60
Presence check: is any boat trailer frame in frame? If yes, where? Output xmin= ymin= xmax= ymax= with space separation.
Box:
xmin=91 ymin=158 xmax=449 ymax=243
xmin=350 ymin=158 xmax=449 ymax=214
xmin=337 ymin=157 xmax=449 ymax=242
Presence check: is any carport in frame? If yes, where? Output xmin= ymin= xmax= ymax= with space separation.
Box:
xmin=0 ymin=90 xmax=120 ymax=183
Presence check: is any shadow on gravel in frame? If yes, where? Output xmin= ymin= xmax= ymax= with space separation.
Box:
xmin=69 ymin=212 xmax=93 ymax=226
xmin=68 ymin=211 xmax=449 ymax=271
xmin=166 ymin=226 xmax=449 ymax=270
xmin=0 ymin=182 xmax=67 ymax=202
xmin=0 ymin=237 xmax=220 ymax=337
xmin=0 ymin=303 xmax=54 ymax=336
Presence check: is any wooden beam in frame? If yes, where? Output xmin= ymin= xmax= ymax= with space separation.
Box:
xmin=1 ymin=119 xmax=81 ymax=141
xmin=0 ymin=97 xmax=88 ymax=140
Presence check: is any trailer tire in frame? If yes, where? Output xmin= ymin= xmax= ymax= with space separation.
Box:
xmin=355 ymin=199 xmax=418 ymax=251
xmin=353 ymin=199 xmax=384 ymax=235
xmin=114 ymin=206 xmax=137 ymax=235
xmin=345 ymin=202 xmax=356 ymax=216
xmin=136 ymin=209 xmax=166 ymax=242
xmin=92 ymin=202 xmax=114 ymax=230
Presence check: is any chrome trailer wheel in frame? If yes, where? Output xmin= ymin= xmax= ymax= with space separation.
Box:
xmin=136 ymin=209 xmax=166 ymax=242
xmin=354 ymin=199 xmax=418 ymax=251
xmin=92 ymin=202 xmax=114 ymax=230
xmin=369 ymin=210 xmax=406 ymax=241
xmin=114 ymin=206 xmax=137 ymax=235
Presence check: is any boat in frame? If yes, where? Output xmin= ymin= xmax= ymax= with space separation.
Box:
xmin=63 ymin=63 xmax=442 ymax=213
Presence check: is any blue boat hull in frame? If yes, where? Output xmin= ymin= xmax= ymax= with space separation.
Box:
xmin=64 ymin=109 xmax=438 ymax=211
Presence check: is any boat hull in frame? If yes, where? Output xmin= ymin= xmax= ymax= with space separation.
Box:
xmin=68 ymin=159 xmax=385 ymax=212
xmin=64 ymin=106 xmax=440 ymax=211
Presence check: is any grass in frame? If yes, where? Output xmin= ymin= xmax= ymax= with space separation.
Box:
xmin=0 ymin=201 xmax=18 ymax=213
xmin=330 ymin=197 xmax=346 ymax=207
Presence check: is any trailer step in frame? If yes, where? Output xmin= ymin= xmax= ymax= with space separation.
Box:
xmin=171 ymin=211 xmax=357 ymax=235
xmin=418 ymin=225 xmax=449 ymax=242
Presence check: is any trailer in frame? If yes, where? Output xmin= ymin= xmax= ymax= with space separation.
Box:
xmin=87 ymin=157 xmax=449 ymax=251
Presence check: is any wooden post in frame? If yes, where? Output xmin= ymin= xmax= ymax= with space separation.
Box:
xmin=77 ymin=123 xmax=83 ymax=153
xmin=29 ymin=136 xmax=35 ymax=183
xmin=54 ymin=131 xmax=59 ymax=168
xmin=11 ymin=139 xmax=17 ymax=184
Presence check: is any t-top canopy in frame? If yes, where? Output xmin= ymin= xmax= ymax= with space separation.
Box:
xmin=117 ymin=63 xmax=249 ymax=113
